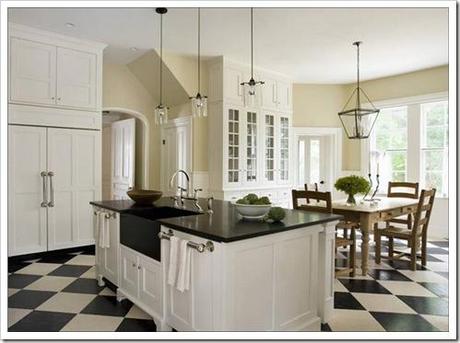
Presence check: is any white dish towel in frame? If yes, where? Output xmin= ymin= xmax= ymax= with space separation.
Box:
xmin=176 ymin=239 xmax=192 ymax=292
xmin=167 ymin=236 xmax=180 ymax=286
xmin=96 ymin=211 xmax=110 ymax=249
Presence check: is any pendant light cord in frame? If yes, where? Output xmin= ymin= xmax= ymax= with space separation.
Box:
xmin=355 ymin=41 xmax=361 ymax=108
xmin=159 ymin=12 xmax=163 ymax=105
xmin=198 ymin=8 xmax=201 ymax=93
xmin=250 ymin=7 xmax=254 ymax=78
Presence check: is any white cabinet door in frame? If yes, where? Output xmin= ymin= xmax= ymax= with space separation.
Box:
xmin=242 ymin=110 xmax=259 ymax=186
xmin=261 ymin=77 xmax=278 ymax=110
xmin=8 ymin=125 xmax=48 ymax=256
xmin=139 ymin=255 xmax=163 ymax=318
xmin=56 ymin=47 xmax=97 ymax=109
xmin=224 ymin=107 xmax=243 ymax=188
xmin=223 ymin=66 xmax=244 ymax=105
xmin=47 ymin=128 xmax=101 ymax=250
xmin=111 ymin=119 xmax=135 ymax=200
xmin=10 ymin=38 xmax=56 ymax=105
xmin=277 ymin=115 xmax=290 ymax=185
xmin=120 ymin=246 xmax=139 ymax=298
xmin=262 ymin=112 xmax=276 ymax=184
xmin=277 ymin=81 xmax=292 ymax=112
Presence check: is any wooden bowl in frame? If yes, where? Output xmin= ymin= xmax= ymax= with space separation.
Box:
xmin=126 ymin=189 xmax=163 ymax=205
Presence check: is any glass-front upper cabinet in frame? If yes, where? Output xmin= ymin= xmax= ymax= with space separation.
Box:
xmin=279 ymin=116 xmax=290 ymax=182
xmin=264 ymin=114 xmax=275 ymax=182
xmin=227 ymin=108 xmax=240 ymax=184
xmin=246 ymin=111 xmax=257 ymax=183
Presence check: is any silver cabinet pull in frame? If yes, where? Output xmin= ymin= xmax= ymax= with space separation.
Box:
xmin=48 ymin=171 xmax=55 ymax=207
xmin=40 ymin=171 xmax=48 ymax=207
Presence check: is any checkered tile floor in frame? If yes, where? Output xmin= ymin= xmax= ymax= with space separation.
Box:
xmin=8 ymin=237 xmax=449 ymax=332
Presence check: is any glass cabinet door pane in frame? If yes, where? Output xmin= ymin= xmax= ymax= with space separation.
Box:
xmin=279 ymin=117 xmax=289 ymax=181
xmin=228 ymin=109 xmax=240 ymax=183
xmin=246 ymin=111 xmax=257 ymax=182
xmin=264 ymin=114 xmax=275 ymax=181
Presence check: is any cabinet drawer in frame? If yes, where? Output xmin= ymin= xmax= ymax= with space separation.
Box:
xmin=379 ymin=208 xmax=404 ymax=221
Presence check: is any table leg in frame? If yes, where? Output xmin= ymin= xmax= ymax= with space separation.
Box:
xmin=359 ymin=215 xmax=372 ymax=276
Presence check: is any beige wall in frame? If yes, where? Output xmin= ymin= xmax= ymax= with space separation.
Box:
xmin=102 ymin=63 xmax=161 ymax=189
xmin=293 ymin=65 xmax=449 ymax=171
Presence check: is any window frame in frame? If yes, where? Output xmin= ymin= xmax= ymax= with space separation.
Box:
xmin=361 ymin=92 xmax=448 ymax=198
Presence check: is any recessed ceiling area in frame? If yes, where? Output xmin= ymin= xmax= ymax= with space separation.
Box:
xmin=8 ymin=7 xmax=448 ymax=83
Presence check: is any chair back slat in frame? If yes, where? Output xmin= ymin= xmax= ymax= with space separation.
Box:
xmin=412 ymin=189 xmax=436 ymax=236
xmin=304 ymin=183 xmax=319 ymax=204
xmin=292 ymin=190 xmax=332 ymax=214
xmin=388 ymin=181 xmax=419 ymax=199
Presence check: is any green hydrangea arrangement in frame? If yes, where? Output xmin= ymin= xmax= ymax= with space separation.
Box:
xmin=334 ymin=175 xmax=371 ymax=205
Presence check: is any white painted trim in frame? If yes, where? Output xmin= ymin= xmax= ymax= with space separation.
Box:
xmin=363 ymin=91 xmax=448 ymax=108
xmin=103 ymin=107 xmax=150 ymax=189
xmin=292 ymin=127 xmax=342 ymax=192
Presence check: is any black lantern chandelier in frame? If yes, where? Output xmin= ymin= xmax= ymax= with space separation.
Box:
xmin=240 ymin=8 xmax=264 ymax=104
xmin=190 ymin=8 xmax=208 ymax=117
xmin=154 ymin=7 xmax=169 ymax=125
xmin=338 ymin=41 xmax=379 ymax=139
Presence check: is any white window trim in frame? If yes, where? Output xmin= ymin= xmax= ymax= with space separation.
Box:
xmin=361 ymin=91 xmax=448 ymax=198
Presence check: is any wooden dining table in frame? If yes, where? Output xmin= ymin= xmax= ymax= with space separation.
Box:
xmin=332 ymin=197 xmax=419 ymax=275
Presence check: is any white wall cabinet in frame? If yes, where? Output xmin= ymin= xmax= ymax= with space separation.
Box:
xmin=9 ymin=24 xmax=104 ymax=111
xmin=208 ymin=57 xmax=293 ymax=204
xmin=8 ymin=125 xmax=101 ymax=256
xmin=119 ymin=245 xmax=163 ymax=321
xmin=93 ymin=208 xmax=119 ymax=286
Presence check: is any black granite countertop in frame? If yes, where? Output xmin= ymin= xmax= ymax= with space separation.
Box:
xmin=90 ymin=198 xmax=342 ymax=243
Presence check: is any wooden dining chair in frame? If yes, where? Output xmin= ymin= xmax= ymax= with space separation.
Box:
xmin=304 ymin=183 xmax=318 ymax=204
xmin=374 ymin=188 xmax=436 ymax=270
xmin=292 ymin=189 xmax=356 ymax=277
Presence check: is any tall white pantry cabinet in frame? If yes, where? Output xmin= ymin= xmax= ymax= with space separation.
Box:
xmin=8 ymin=24 xmax=106 ymax=256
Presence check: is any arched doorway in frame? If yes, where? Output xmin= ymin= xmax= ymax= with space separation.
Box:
xmin=102 ymin=107 xmax=150 ymax=199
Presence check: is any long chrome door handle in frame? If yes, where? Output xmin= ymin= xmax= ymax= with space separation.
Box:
xmin=48 ymin=171 xmax=55 ymax=207
xmin=40 ymin=171 xmax=48 ymax=207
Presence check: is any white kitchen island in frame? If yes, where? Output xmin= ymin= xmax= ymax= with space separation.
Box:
xmin=91 ymin=199 xmax=341 ymax=332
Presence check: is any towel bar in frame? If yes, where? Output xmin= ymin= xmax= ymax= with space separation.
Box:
xmin=158 ymin=229 xmax=214 ymax=253
xmin=93 ymin=210 xmax=117 ymax=219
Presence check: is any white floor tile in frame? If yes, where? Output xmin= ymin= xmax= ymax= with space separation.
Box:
xmin=25 ymin=276 xmax=76 ymax=292
xmin=328 ymin=309 xmax=385 ymax=331
xmin=426 ymin=262 xmax=449 ymax=272
xmin=65 ymin=255 xmax=95 ymax=266
xmin=15 ymin=263 xmax=60 ymax=275
xmin=125 ymin=305 xmax=152 ymax=320
xmin=377 ymin=280 xmax=437 ymax=297
xmin=334 ymin=278 xmax=348 ymax=292
xmin=8 ymin=308 xmax=32 ymax=327
xmin=99 ymin=287 xmax=116 ymax=296
xmin=352 ymin=293 xmax=416 ymax=314
xmin=431 ymin=254 xmax=449 ymax=262
xmin=421 ymin=314 xmax=449 ymax=332
xmin=36 ymin=292 xmax=96 ymax=313
xmin=80 ymin=266 xmax=96 ymax=279
xmin=398 ymin=270 xmax=449 ymax=283
xmin=61 ymin=314 xmax=123 ymax=331
xmin=8 ymin=288 xmax=20 ymax=297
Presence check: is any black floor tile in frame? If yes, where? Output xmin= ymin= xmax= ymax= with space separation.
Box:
xmin=80 ymin=246 xmax=96 ymax=255
xmin=367 ymin=269 xmax=412 ymax=281
xmin=339 ymin=279 xmax=391 ymax=294
xmin=430 ymin=241 xmax=449 ymax=248
xmin=8 ymin=290 xmax=56 ymax=309
xmin=116 ymin=318 xmax=157 ymax=332
xmin=8 ymin=262 xmax=32 ymax=274
xmin=81 ymin=295 xmax=133 ymax=317
xmin=8 ymin=274 xmax=41 ymax=289
xmin=419 ymin=282 xmax=448 ymax=298
xmin=385 ymin=259 xmax=428 ymax=271
xmin=321 ymin=323 xmax=332 ymax=332
xmin=370 ymin=312 xmax=439 ymax=332
xmin=397 ymin=295 xmax=448 ymax=316
xmin=334 ymin=292 xmax=365 ymax=310
xmin=38 ymin=253 xmax=75 ymax=264
xmin=9 ymin=310 xmax=75 ymax=332
xmin=48 ymin=265 xmax=91 ymax=277
xmin=62 ymin=278 xmax=105 ymax=294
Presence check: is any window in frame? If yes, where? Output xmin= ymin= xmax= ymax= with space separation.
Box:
xmin=421 ymin=101 xmax=448 ymax=196
xmin=368 ymin=97 xmax=448 ymax=198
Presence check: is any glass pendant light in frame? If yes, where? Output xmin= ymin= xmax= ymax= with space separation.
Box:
xmin=240 ymin=8 xmax=264 ymax=105
xmin=338 ymin=41 xmax=380 ymax=139
xmin=154 ymin=7 xmax=169 ymax=125
xmin=190 ymin=8 xmax=208 ymax=117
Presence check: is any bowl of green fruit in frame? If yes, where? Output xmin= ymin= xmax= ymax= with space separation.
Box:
xmin=234 ymin=193 xmax=272 ymax=220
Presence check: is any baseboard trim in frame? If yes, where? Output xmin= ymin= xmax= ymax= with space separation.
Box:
xmin=8 ymin=244 xmax=95 ymax=263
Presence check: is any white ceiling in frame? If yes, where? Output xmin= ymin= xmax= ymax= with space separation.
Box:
xmin=8 ymin=7 xmax=448 ymax=83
